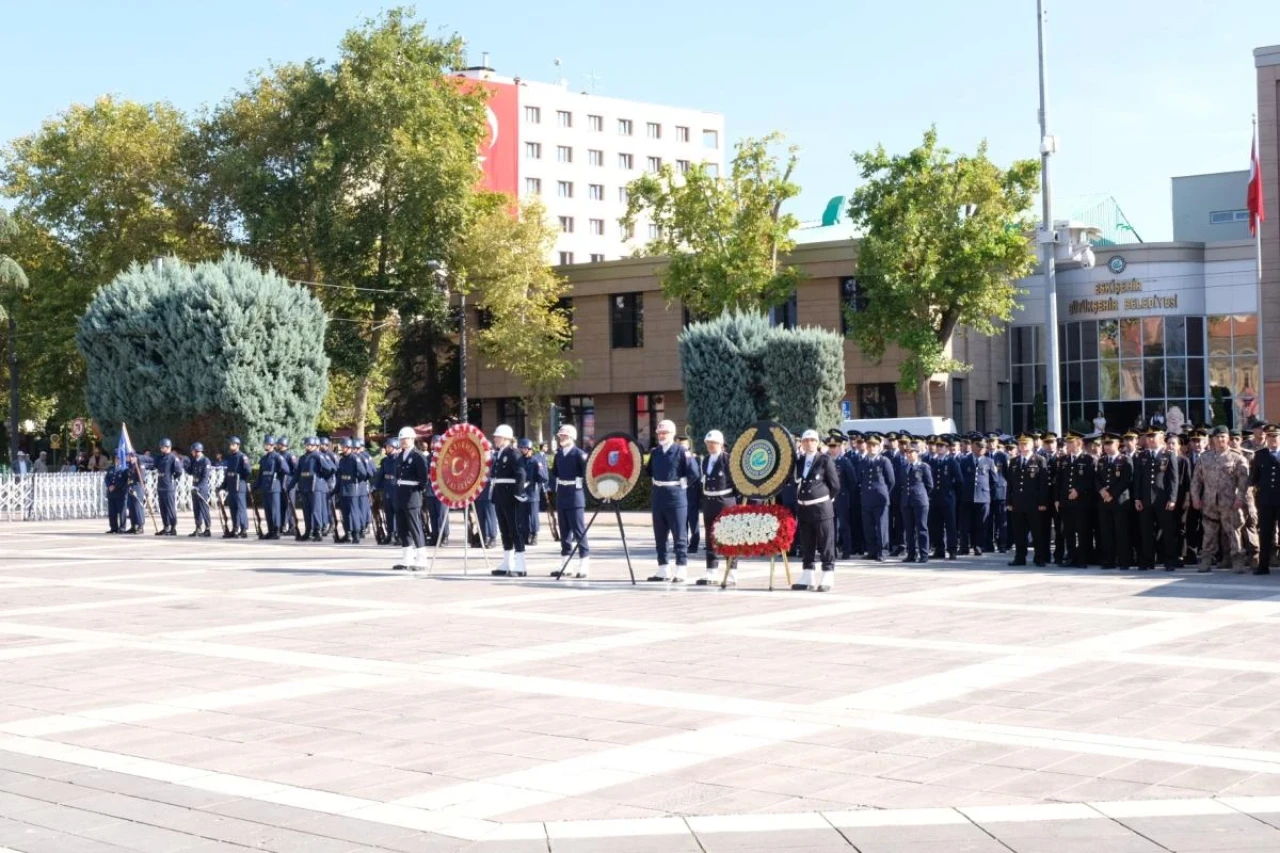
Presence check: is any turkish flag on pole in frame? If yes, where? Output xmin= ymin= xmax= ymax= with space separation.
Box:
xmin=1249 ymin=137 xmax=1265 ymax=237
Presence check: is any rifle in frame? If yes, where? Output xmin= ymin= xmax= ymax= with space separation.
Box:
xmin=213 ymin=486 xmax=230 ymax=535
xmin=248 ymin=484 xmax=264 ymax=538
xmin=131 ymin=458 xmax=159 ymax=533
xmin=543 ymin=485 xmax=560 ymax=542
xmin=282 ymin=486 xmax=300 ymax=535
xmin=371 ymin=490 xmax=387 ymax=544
xmin=329 ymin=491 xmax=344 ymax=543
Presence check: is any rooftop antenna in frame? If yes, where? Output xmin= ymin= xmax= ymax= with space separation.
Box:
xmin=553 ymin=57 xmax=566 ymax=87
xmin=583 ymin=70 xmax=602 ymax=93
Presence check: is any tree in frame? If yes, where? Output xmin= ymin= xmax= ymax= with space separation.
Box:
xmin=622 ymin=133 xmax=802 ymax=320
xmin=457 ymin=195 xmax=575 ymax=436
xmin=760 ymin=326 xmax=845 ymax=436
xmin=0 ymin=210 xmax=29 ymax=464
xmin=846 ymin=127 xmax=1039 ymax=414
xmin=76 ymin=253 xmax=329 ymax=449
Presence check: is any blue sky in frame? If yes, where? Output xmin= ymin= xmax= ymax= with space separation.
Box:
xmin=2 ymin=1 xmax=1274 ymax=241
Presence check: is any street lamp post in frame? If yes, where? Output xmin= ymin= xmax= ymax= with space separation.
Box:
xmin=429 ymin=261 xmax=467 ymax=424
xmin=1036 ymin=0 xmax=1061 ymax=435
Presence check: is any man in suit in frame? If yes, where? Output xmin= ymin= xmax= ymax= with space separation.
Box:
xmin=857 ymin=433 xmax=895 ymax=562
xmin=1007 ymin=433 xmax=1051 ymax=566
xmin=900 ymin=440 xmax=933 ymax=563
xmin=1055 ymin=431 xmax=1096 ymax=568
xmin=1135 ymin=427 xmax=1180 ymax=571
xmin=1096 ymin=432 xmax=1133 ymax=570
xmin=697 ymin=430 xmax=739 ymax=586
xmin=645 ymin=419 xmax=694 ymax=582
xmin=792 ymin=429 xmax=842 ymax=591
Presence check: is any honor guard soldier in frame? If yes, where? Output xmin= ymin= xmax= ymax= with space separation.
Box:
xmin=900 ymin=440 xmax=933 ymax=563
xmin=958 ymin=435 xmax=995 ymax=556
xmin=1096 ymin=433 xmax=1133 ymax=570
xmin=489 ymin=425 xmax=530 ymax=577
xmin=1056 ymin=431 xmax=1096 ymax=568
xmin=357 ymin=441 xmax=377 ymax=539
xmin=257 ymin=436 xmax=284 ymax=539
xmin=185 ymin=442 xmax=212 ymax=537
xmin=219 ymin=436 xmax=251 ymax=538
xmin=392 ymin=427 xmax=429 ymax=571
xmin=792 ymin=429 xmax=841 ymax=591
xmin=378 ymin=437 xmax=400 ymax=544
xmin=292 ymin=437 xmax=336 ymax=540
xmin=152 ymin=438 xmax=183 ymax=536
xmin=519 ymin=439 xmax=548 ymax=545
xmin=105 ymin=464 xmax=127 ymax=534
xmin=646 ymin=419 xmax=695 ymax=582
xmin=276 ymin=437 xmax=298 ymax=536
xmin=928 ymin=437 xmax=962 ymax=560
xmin=697 ymin=430 xmax=738 ymax=586
xmin=1007 ymin=434 xmax=1051 ymax=566
xmin=1135 ymin=427 xmax=1179 ymax=571
xmin=1251 ymin=425 xmax=1280 ymax=575
xmin=336 ymin=438 xmax=367 ymax=544
xmin=857 ymin=434 xmax=895 ymax=562
xmin=123 ymin=451 xmax=146 ymax=533
xmin=677 ymin=434 xmax=702 ymax=554
xmin=550 ymin=425 xmax=590 ymax=578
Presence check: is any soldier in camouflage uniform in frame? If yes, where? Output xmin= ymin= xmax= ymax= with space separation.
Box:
xmin=1190 ymin=425 xmax=1251 ymax=572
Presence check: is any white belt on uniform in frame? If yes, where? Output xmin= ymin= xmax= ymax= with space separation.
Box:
xmin=557 ymin=478 xmax=583 ymax=487
xmin=797 ymin=495 xmax=831 ymax=506
xmin=652 ymin=478 xmax=687 ymax=488
xmin=397 ymin=479 xmax=420 ymax=486
xmin=703 ymin=488 xmax=733 ymax=497
xmin=490 ymin=478 xmax=517 ymax=485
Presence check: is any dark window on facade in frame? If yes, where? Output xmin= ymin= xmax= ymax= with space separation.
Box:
xmin=497 ymin=398 xmax=527 ymax=438
xmin=559 ymin=396 xmax=596 ymax=446
xmin=768 ymin=292 xmax=797 ymax=330
xmin=554 ymin=297 xmax=574 ymax=350
xmin=632 ymin=393 xmax=666 ymax=448
xmin=611 ymin=292 xmax=644 ymax=348
xmin=975 ymin=400 xmax=988 ymax=433
xmin=466 ymin=399 xmax=483 ymax=428
xmin=951 ymin=378 xmax=965 ymax=432
xmin=858 ymin=383 xmax=897 ymax=419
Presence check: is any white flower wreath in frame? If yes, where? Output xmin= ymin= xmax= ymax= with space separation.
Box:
xmin=712 ymin=511 xmax=781 ymax=547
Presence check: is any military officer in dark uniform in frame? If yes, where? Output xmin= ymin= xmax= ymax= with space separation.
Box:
xmin=959 ymin=436 xmax=995 ymax=556
xmin=184 ymin=442 xmax=212 ymax=537
xmin=1096 ymin=433 xmax=1133 ymax=570
xmin=645 ymin=419 xmax=695 ymax=582
xmin=888 ymin=434 xmax=909 ymax=556
xmin=792 ymin=429 xmax=841 ymax=591
xmin=988 ymin=434 xmax=1010 ymax=553
xmin=489 ymin=424 xmax=531 ymax=578
xmin=292 ymin=437 xmax=336 ymax=541
xmin=1055 ymin=431 xmax=1096 ymax=568
xmin=1184 ymin=430 xmax=1207 ymax=565
xmin=828 ymin=430 xmax=855 ymax=559
xmin=928 ymin=437 xmax=962 ymax=560
xmin=105 ymin=464 xmax=127 ymax=534
xmin=377 ymin=437 xmax=399 ymax=545
xmin=276 ymin=437 xmax=298 ymax=536
xmin=219 ymin=437 xmax=251 ymax=538
xmin=1135 ymin=427 xmax=1179 ymax=571
xmin=391 ymin=427 xmax=429 ymax=571
xmin=550 ymin=424 xmax=590 ymax=578
xmin=678 ymin=433 xmax=702 ymax=554
xmin=123 ymin=451 xmax=146 ymax=533
xmin=425 ymin=435 xmax=450 ymax=546
xmin=1251 ymin=425 xmax=1280 ymax=575
xmin=152 ymin=438 xmax=183 ymax=536
xmin=1007 ymin=433 xmax=1051 ymax=566
xmin=857 ymin=434 xmax=895 ymax=562
xmin=257 ymin=435 xmax=284 ymax=539
xmin=520 ymin=438 xmax=548 ymax=545
xmin=697 ymin=429 xmax=739 ymax=585
xmin=900 ymin=440 xmax=933 ymax=563
xmin=336 ymin=438 xmax=367 ymax=544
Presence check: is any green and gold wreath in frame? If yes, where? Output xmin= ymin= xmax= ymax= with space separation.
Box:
xmin=729 ymin=421 xmax=796 ymax=499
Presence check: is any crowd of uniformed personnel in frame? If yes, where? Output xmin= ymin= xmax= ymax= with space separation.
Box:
xmin=99 ymin=419 xmax=1280 ymax=586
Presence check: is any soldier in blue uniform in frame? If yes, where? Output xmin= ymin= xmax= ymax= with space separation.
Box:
xmin=792 ymin=429 xmax=841 ymax=591
xmin=550 ymin=424 xmax=590 ymax=578
xmin=392 ymin=427 xmax=429 ymax=571
xmin=900 ymin=440 xmax=933 ymax=563
xmin=1135 ymin=427 xmax=1180 ymax=571
xmin=378 ymin=437 xmax=399 ymax=545
xmin=887 ymin=434 xmax=909 ymax=556
xmin=645 ymin=419 xmax=694 ymax=582
xmin=697 ymin=429 xmax=739 ymax=585
xmin=987 ymin=434 xmax=1009 ymax=553
xmin=489 ymin=425 xmax=530 ymax=577
xmin=520 ymin=438 xmax=548 ymax=545
xmin=856 ymin=434 xmax=895 ymax=562
xmin=219 ymin=437 xmax=251 ymax=538
xmin=958 ymin=435 xmax=995 ymax=556
xmin=152 ymin=438 xmax=183 ymax=536
xmin=1251 ymin=425 xmax=1280 ymax=575
xmin=845 ymin=431 xmax=865 ymax=556
xmin=257 ymin=436 xmax=284 ymax=539
xmin=185 ymin=442 xmax=212 ymax=537
xmin=1096 ymin=432 xmax=1133 ymax=570
xmin=1056 ymin=431 xmax=1096 ymax=568
xmin=928 ymin=437 xmax=962 ymax=560
xmin=105 ymin=465 xmax=127 ymax=534
xmin=123 ymin=451 xmax=146 ymax=533
xmin=336 ymin=438 xmax=365 ymax=544
xmin=317 ymin=438 xmax=339 ymax=536
xmin=473 ymin=444 xmax=499 ymax=549
xmin=678 ymin=434 xmax=702 ymax=554
xmin=293 ymin=437 xmax=337 ymax=540
xmin=357 ymin=440 xmax=376 ymax=539
xmin=275 ymin=438 xmax=298 ymax=536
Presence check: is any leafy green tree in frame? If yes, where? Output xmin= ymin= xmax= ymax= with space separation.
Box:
xmin=457 ymin=195 xmax=575 ymax=436
xmin=622 ymin=133 xmax=802 ymax=320
xmin=0 ymin=209 xmax=29 ymax=463
xmin=846 ymin=127 xmax=1039 ymax=414
xmin=76 ymin=253 xmax=329 ymax=449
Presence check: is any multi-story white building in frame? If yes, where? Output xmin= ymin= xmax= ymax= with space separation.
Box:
xmin=456 ymin=61 xmax=726 ymax=264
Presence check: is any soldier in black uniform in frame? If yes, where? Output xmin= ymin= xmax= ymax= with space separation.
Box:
xmin=697 ymin=430 xmax=739 ymax=586
xmin=791 ymin=429 xmax=841 ymax=591
xmin=1007 ymin=434 xmax=1050 ymax=566
xmin=392 ymin=427 xmax=429 ymax=571
xmin=1252 ymin=425 xmax=1280 ymax=575
xmin=1096 ymin=433 xmax=1133 ymax=570
xmin=1135 ymin=427 xmax=1180 ymax=571
xmin=489 ymin=424 xmax=530 ymax=578
xmin=1055 ymin=431 xmax=1096 ymax=568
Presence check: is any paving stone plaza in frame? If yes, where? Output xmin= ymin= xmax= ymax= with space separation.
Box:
xmin=5 ymin=518 xmax=1280 ymax=852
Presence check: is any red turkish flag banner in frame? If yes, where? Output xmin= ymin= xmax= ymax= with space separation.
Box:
xmin=1249 ymin=138 xmax=1266 ymax=237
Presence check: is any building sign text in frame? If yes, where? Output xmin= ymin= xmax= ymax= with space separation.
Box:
xmin=1068 ymin=278 xmax=1179 ymax=316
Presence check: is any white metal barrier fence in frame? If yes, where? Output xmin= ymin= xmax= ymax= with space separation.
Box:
xmin=0 ymin=469 xmax=228 ymax=522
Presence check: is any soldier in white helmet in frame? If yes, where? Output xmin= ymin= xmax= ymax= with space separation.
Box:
xmin=392 ymin=427 xmax=429 ymax=571
xmin=697 ymin=429 xmax=739 ymax=585
xmin=489 ymin=424 xmax=530 ymax=578
xmin=549 ymin=424 xmax=590 ymax=578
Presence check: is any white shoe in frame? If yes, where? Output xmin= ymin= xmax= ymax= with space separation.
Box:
xmin=411 ymin=547 xmax=428 ymax=571
xmin=792 ymin=569 xmax=815 ymax=591
xmin=672 ymin=565 xmax=688 ymax=583
xmin=696 ymin=569 xmax=718 ymax=586
xmin=394 ymin=546 xmax=412 ymax=570
xmin=493 ymin=550 xmax=513 ymax=576
xmin=647 ymin=564 xmax=671 ymax=582
xmin=724 ymin=569 xmax=738 ymax=587
xmin=511 ymin=552 xmax=528 ymax=577
xmin=574 ymin=556 xmax=589 ymax=579
xmin=818 ymin=570 xmax=835 ymax=592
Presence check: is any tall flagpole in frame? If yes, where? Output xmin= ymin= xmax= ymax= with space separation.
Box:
xmin=1256 ymin=114 xmax=1265 ymax=423
xmin=1037 ymin=0 xmax=1061 ymax=435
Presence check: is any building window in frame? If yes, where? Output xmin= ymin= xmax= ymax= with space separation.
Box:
xmin=554 ymin=297 xmax=573 ymax=349
xmin=1209 ymin=209 xmax=1251 ymax=224
xmin=647 ymin=223 xmax=661 ymax=240
xmin=524 ymin=106 xmax=541 ymax=123
xmin=702 ymin=129 xmax=719 ymax=148
xmin=590 ymin=218 xmax=605 ymax=236
xmin=557 ymin=145 xmax=573 ymax=164
xmin=768 ymin=292 xmax=797 ymax=330
xmin=646 ymin=156 xmax=662 ymax=173
xmin=590 ymin=253 xmax=606 ymax=263
xmin=559 ymin=396 xmax=595 ymax=446
xmin=559 ymin=216 xmax=574 ymax=233
xmin=676 ymin=125 xmax=690 ymax=143
xmin=618 ymin=152 xmax=634 ymax=170
xmin=497 ymin=398 xmax=527 ymax=438
xmin=524 ymin=177 xmax=542 ymax=195
xmin=705 ymin=163 xmax=720 ymax=178
xmin=633 ymin=393 xmax=666 ymax=448
xmin=524 ymin=142 xmax=542 ymax=160
xmin=588 ymin=114 xmax=603 ymax=132
xmin=611 ymin=292 xmax=644 ymax=349
xmin=646 ymin=122 xmax=662 ymax=139
xmin=839 ymin=276 xmax=867 ymax=333
xmin=588 ymin=149 xmax=603 ymax=167
xmin=622 ymin=222 xmax=635 ymax=240
xmin=618 ymin=186 xmax=629 ymax=203
xmin=951 ymin=378 xmax=965 ymax=432
xmin=975 ymin=400 xmax=988 ymax=433
xmin=557 ymin=180 xmax=573 ymax=198
xmin=676 ymin=159 xmax=691 ymax=174
xmin=618 ymin=118 xmax=633 ymax=136
xmin=556 ymin=110 xmax=572 ymax=128
xmin=859 ymin=384 xmax=898 ymax=419
xmin=588 ymin=183 xmax=604 ymax=201
xmin=558 ymin=251 xmax=574 ymax=265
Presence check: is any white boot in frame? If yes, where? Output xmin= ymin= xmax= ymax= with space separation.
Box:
xmin=411 ymin=546 xmax=428 ymax=572
xmin=724 ymin=569 xmax=738 ymax=588
xmin=647 ymin=563 xmax=670 ymax=582
xmin=395 ymin=546 xmax=412 ymax=570
xmin=672 ymin=564 xmax=688 ymax=584
xmin=792 ymin=568 xmax=815 ymax=591
xmin=511 ymin=552 xmax=528 ymax=577
xmin=493 ymin=550 xmax=513 ymax=577
xmin=818 ymin=570 xmax=835 ymax=592
xmin=696 ymin=567 xmax=718 ymax=586
xmin=574 ymin=555 xmax=590 ymax=579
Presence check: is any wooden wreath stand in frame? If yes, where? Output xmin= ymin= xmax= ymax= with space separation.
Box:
xmin=554 ymin=499 xmax=637 ymax=585
xmin=719 ymin=550 xmax=793 ymax=591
